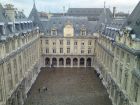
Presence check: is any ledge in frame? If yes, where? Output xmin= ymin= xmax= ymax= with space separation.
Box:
xmin=0 ymin=37 xmax=40 ymax=65
xmin=132 ymin=69 xmax=140 ymax=80
xmin=115 ymin=42 xmax=140 ymax=56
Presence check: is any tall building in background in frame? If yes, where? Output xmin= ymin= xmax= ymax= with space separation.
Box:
xmin=0 ymin=1 xmax=139 ymax=105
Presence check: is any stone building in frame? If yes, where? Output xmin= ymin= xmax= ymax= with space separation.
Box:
xmin=94 ymin=2 xmax=140 ymax=105
xmin=0 ymin=3 xmax=41 ymax=105
xmin=0 ymin=1 xmax=140 ymax=105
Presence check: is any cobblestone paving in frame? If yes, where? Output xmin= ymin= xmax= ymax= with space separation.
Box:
xmin=24 ymin=68 xmax=112 ymax=105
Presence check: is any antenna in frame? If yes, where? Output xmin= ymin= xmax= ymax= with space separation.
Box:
xmin=33 ymin=0 xmax=36 ymax=7
xmin=104 ymin=1 xmax=107 ymax=23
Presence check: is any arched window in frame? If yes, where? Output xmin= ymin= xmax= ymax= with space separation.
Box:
xmin=87 ymin=58 xmax=91 ymax=67
xmin=80 ymin=58 xmax=85 ymax=66
xmin=52 ymin=58 xmax=57 ymax=66
xmin=45 ymin=58 xmax=50 ymax=66
xmin=59 ymin=58 xmax=64 ymax=66
xmin=66 ymin=58 xmax=71 ymax=66
xmin=73 ymin=58 xmax=78 ymax=66
xmin=51 ymin=28 xmax=57 ymax=36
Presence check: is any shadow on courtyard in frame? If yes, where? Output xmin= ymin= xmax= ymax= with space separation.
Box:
xmin=24 ymin=67 xmax=112 ymax=105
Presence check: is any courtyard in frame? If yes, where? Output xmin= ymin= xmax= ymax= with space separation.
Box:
xmin=24 ymin=68 xmax=112 ymax=105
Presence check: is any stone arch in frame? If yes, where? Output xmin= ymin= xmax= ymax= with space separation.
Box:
xmin=52 ymin=58 xmax=57 ymax=66
xmin=45 ymin=57 xmax=50 ymax=66
xmin=80 ymin=58 xmax=85 ymax=66
xmin=59 ymin=58 xmax=64 ymax=66
xmin=87 ymin=58 xmax=91 ymax=67
xmin=73 ymin=58 xmax=78 ymax=66
xmin=66 ymin=58 xmax=71 ymax=66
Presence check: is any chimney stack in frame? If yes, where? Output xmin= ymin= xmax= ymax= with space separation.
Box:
xmin=113 ymin=7 xmax=116 ymax=18
xmin=5 ymin=4 xmax=15 ymax=22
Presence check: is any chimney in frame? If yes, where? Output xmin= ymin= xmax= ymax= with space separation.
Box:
xmin=4 ymin=4 xmax=15 ymax=22
xmin=113 ymin=7 xmax=116 ymax=18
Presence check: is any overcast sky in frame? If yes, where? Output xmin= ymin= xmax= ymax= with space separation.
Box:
xmin=1 ymin=0 xmax=139 ymax=16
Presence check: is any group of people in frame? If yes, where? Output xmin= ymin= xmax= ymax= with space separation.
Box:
xmin=38 ymin=86 xmax=48 ymax=93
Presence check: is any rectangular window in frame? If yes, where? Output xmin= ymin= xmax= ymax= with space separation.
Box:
xmin=88 ymin=40 xmax=92 ymax=45
xmin=127 ymin=54 xmax=130 ymax=63
xmin=46 ymin=40 xmax=49 ymax=44
xmin=88 ymin=49 xmax=91 ymax=54
xmin=60 ymin=40 xmax=63 ymax=45
xmin=52 ymin=49 xmax=56 ymax=53
xmin=137 ymin=59 xmax=140 ymax=70
xmin=115 ymin=63 xmax=118 ymax=77
xmin=81 ymin=50 xmax=84 ymax=54
xmin=121 ymin=51 xmax=124 ymax=58
xmin=74 ymin=41 xmax=77 ymax=45
xmin=81 ymin=30 xmax=86 ymax=36
xmin=53 ymin=42 xmax=56 ymax=45
xmin=46 ymin=48 xmax=49 ymax=53
xmin=67 ymin=48 xmax=70 ymax=53
xmin=67 ymin=40 xmax=70 ymax=45
xmin=0 ymin=88 xmax=2 ymax=101
xmin=124 ymin=72 xmax=128 ymax=90
xmin=119 ymin=65 xmax=123 ymax=83
xmin=81 ymin=41 xmax=84 ymax=46
xmin=60 ymin=48 xmax=63 ymax=53
xmin=52 ymin=30 xmax=57 ymax=36
xmin=134 ymin=83 xmax=139 ymax=102
xmin=9 ymin=79 xmax=13 ymax=90
xmin=7 ymin=63 xmax=11 ymax=74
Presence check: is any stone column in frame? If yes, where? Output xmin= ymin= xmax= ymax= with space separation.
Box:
xmin=84 ymin=57 xmax=87 ymax=67
xmin=78 ymin=58 xmax=80 ymax=67
xmin=71 ymin=57 xmax=73 ymax=68
xmin=64 ymin=58 xmax=66 ymax=68
xmin=57 ymin=58 xmax=59 ymax=67
xmin=50 ymin=57 xmax=52 ymax=68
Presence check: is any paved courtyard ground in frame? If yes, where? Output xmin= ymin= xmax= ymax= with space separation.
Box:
xmin=24 ymin=68 xmax=112 ymax=105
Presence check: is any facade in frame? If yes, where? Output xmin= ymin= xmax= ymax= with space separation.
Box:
xmin=39 ymin=17 xmax=98 ymax=68
xmin=0 ymin=1 xmax=140 ymax=105
xmin=94 ymin=2 xmax=140 ymax=105
xmin=0 ymin=4 xmax=41 ymax=105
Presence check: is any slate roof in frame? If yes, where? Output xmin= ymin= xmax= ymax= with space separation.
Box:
xmin=0 ymin=4 xmax=9 ymax=23
xmin=28 ymin=3 xmax=40 ymax=25
xmin=0 ymin=3 xmax=33 ymax=40
xmin=125 ymin=1 xmax=140 ymax=39
xmin=15 ymin=11 xmax=28 ymax=22
xmin=100 ymin=18 xmax=126 ymax=40
xmin=28 ymin=3 xmax=45 ymax=32
xmin=67 ymin=8 xmax=104 ymax=16
xmin=67 ymin=8 xmax=112 ymax=21
xmin=43 ymin=16 xmax=97 ymax=36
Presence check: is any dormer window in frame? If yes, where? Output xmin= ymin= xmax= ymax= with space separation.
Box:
xmin=51 ymin=28 xmax=57 ymax=36
xmin=0 ymin=25 xmax=4 ymax=35
xmin=15 ymin=24 xmax=20 ymax=31
xmin=81 ymin=28 xmax=86 ymax=36
xmin=7 ymin=24 xmax=13 ymax=33
xmin=136 ymin=20 xmax=140 ymax=26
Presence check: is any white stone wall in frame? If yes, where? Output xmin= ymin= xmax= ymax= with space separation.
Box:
xmin=41 ymin=37 xmax=95 ymax=56
xmin=0 ymin=29 xmax=41 ymax=105
xmin=95 ymin=33 xmax=140 ymax=105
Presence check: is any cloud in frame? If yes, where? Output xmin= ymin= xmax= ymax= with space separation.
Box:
xmin=0 ymin=0 xmax=139 ymax=16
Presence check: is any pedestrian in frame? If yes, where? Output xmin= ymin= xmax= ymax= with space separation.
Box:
xmin=45 ymin=87 xmax=48 ymax=91
xmin=38 ymin=88 xmax=40 ymax=93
